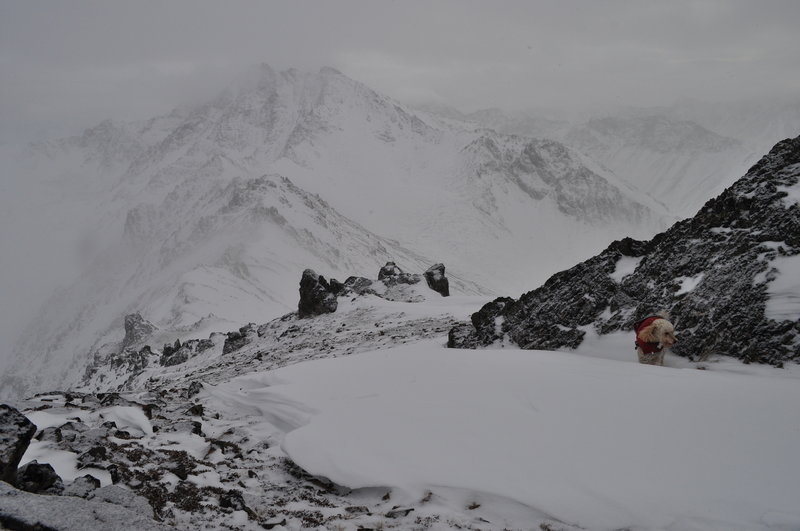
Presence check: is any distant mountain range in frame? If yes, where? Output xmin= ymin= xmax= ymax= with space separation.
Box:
xmin=1 ymin=65 xmax=795 ymax=396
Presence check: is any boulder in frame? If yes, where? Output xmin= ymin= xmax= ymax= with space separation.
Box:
xmin=424 ymin=263 xmax=450 ymax=296
xmin=298 ymin=269 xmax=338 ymax=318
xmin=378 ymin=261 xmax=403 ymax=280
xmin=0 ymin=404 xmax=37 ymax=485
xmin=16 ymin=460 xmax=64 ymax=495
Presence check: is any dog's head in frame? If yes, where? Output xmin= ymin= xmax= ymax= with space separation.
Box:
xmin=638 ymin=318 xmax=677 ymax=348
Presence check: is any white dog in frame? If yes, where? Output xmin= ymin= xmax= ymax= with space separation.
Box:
xmin=634 ymin=313 xmax=676 ymax=366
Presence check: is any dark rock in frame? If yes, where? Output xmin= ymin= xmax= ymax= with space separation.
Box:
xmin=159 ymin=346 xmax=190 ymax=366
xmin=186 ymin=381 xmax=204 ymax=398
xmin=219 ymin=489 xmax=256 ymax=517
xmin=449 ymin=135 xmax=800 ymax=365
xmin=222 ymin=331 xmax=245 ymax=355
xmin=424 ymin=263 xmax=450 ymax=296
xmin=77 ymin=446 xmax=108 ymax=469
xmin=329 ymin=277 xmax=345 ymax=295
xmin=122 ymin=312 xmax=157 ymax=349
xmin=63 ymin=474 xmax=101 ymax=498
xmin=186 ymin=404 xmax=204 ymax=417
xmin=35 ymin=426 xmax=62 ymax=443
xmin=298 ymin=269 xmax=338 ymax=318
xmin=0 ymin=404 xmax=37 ymax=485
xmin=343 ymin=276 xmax=376 ymax=295
xmin=16 ymin=461 xmax=64 ymax=495
xmin=386 ymin=507 xmax=415 ymax=518
xmin=378 ymin=261 xmax=403 ymax=280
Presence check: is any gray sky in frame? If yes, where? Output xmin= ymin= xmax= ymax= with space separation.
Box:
xmin=1 ymin=0 xmax=799 ymax=143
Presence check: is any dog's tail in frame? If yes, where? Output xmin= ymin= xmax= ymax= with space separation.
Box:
xmin=655 ymin=309 xmax=672 ymax=321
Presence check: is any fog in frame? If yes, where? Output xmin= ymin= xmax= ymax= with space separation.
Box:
xmin=1 ymin=0 xmax=799 ymax=371
xmin=2 ymin=1 xmax=799 ymax=144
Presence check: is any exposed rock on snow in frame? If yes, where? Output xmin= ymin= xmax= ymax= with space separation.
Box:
xmin=0 ymin=404 xmax=37 ymax=485
xmin=121 ymin=313 xmax=157 ymax=350
xmin=451 ymin=135 xmax=800 ymax=365
xmin=424 ymin=263 xmax=450 ymax=297
xmin=298 ymin=268 xmax=338 ymax=318
xmin=16 ymin=460 xmax=65 ymax=495
xmin=378 ymin=261 xmax=404 ymax=280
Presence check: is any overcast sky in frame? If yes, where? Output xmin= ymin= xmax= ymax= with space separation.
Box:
xmin=1 ymin=0 xmax=799 ymax=143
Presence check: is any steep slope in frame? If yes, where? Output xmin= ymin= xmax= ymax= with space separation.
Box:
xmin=450 ymin=136 xmax=800 ymax=365
xmin=563 ymin=114 xmax=749 ymax=216
xmin=1 ymin=65 xmax=668 ymax=397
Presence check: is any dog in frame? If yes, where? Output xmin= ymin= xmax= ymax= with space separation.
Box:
xmin=634 ymin=312 xmax=676 ymax=366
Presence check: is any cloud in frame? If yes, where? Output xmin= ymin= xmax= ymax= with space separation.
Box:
xmin=0 ymin=0 xmax=799 ymax=142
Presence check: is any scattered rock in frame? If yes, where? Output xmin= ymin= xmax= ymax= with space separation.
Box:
xmin=0 ymin=404 xmax=37 ymax=485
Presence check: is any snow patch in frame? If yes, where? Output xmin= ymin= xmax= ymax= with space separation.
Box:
xmin=675 ymin=273 xmax=705 ymax=295
xmin=609 ymin=256 xmax=642 ymax=282
xmin=765 ymin=254 xmax=800 ymax=321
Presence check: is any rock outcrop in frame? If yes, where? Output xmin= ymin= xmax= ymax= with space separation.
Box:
xmin=298 ymin=269 xmax=339 ymax=318
xmin=450 ymin=136 xmax=800 ymax=365
xmin=0 ymin=404 xmax=37 ymax=485
xmin=121 ymin=313 xmax=157 ymax=350
xmin=424 ymin=263 xmax=450 ymax=297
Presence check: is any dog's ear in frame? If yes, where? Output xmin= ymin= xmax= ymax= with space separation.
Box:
xmin=638 ymin=323 xmax=659 ymax=343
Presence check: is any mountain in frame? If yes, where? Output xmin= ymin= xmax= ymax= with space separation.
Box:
xmin=449 ymin=135 xmax=800 ymax=365
xmin=562 ymin=114 xmax=749 ymax=216
xmin=446 ymin=105 xmax=757 ymax=218
xmin=0 ymin=65 xmax=668 ymax=397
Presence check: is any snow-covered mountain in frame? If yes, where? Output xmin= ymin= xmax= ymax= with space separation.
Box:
xmin=451 ymin=135 xmax=800 ymax=365
xmin=562 ymin=114 xmax=749 ymax=216
xmin=443 ymin=106 xmax=763 ymax=218
xmin=0 ymin=65 xmax=669 ymax=397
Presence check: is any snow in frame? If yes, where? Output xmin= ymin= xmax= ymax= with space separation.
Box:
xmin=209 ymin=337 xmax=800 ymax=531
xmin=765 ymin=254 xmax=800 ymax=321
xmin=675 ymin=273 xmax=705 ymax=295
xmin=609 ymin=256 xmax=642 ymax=282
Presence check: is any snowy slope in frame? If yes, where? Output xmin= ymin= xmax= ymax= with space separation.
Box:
xmin=2 ymin=65 xmax=669 ymax=397
xmin=11 ymin=287 xmax=800 ymax=531
xmin=218 ymin=342 xmax=800 ymax=531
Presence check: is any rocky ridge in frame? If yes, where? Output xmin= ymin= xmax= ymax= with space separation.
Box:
xmin=449 ymin=136 xmax=800 ymax=365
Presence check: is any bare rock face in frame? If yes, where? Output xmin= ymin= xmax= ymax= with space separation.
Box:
xmin=450 ymin=135 xmax=800 ymax=366
xmin=0 ymin=404 xmax=37 ymax=485
xmin=424 ymin=263 xmax=450 ymax=297
xmin=121 ymin=313 xmax=157 ymax=350
xmin=298 ymin=269 xmax=338 ymax=318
